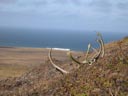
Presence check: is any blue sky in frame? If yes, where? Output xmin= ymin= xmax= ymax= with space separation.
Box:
xmin=0 ymin=0 xmax=128 ymax=32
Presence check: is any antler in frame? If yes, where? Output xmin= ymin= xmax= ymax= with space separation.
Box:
xmin=67 ymin=50 xmax=82 ymax=64
xmin=67 ymin=33 xmax=105 ymax=65
xmin=67 ymin=43 xmax=92 ymax=65
xmin=48 ymin=48 xmax=69 ymax=74
xmin=82 ymin=43 xmax=91 ymax=64
xmin=48 ymin=33 xmax=105 ymax=74
xmin=97 ymin=32 xmax=105 ymax=57
xmin=89 ymin=39 xmax=102 ymax=65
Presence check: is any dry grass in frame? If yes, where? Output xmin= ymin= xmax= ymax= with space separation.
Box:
xmin=0 ymin=47 xmax=81 ymax=79
xmin=0 ymin=47 xmax=49 ymax=79
xmin=0 ymin=37 xmax=128 ymax=96
xmin=0 ymin=64 xmax=27 ymax=78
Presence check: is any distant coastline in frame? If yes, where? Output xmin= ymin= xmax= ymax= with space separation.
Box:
xmin=0 ymin=46 xmax=70 ymax=51
xmin=0 ymin=46 xmax=15 ymax=48
xmin=0 ymin=28 xmax=127 ymax=51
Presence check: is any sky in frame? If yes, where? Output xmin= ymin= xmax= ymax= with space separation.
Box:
xmin=0 ymin=0 xmax=128 ymax=32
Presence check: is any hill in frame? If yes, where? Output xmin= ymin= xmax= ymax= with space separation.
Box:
xmin=0 ymin=37 xmax=128 ymax=96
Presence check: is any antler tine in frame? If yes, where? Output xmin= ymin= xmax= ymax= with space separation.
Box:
xmin=91 ymin=46 xmax=98 ymax=53
xmin=97 ymin=32 xmax=105 ymax=57
xmin=48 ymin=48 xmax=69 ymax=74
xmin=85 ymin=43 xmax=91 ymax=59
xmin=82 ymin=43 xmax=91 ymax=63
xmin=90 ymin=39 xmax=102 ymax=64
xmin=67 ymin=43 xmax=99 ymax=65
xmin=67 ymin=50 xmax=82 ymax=64
xmin=89 ymin=33 xmax=105 ymax=62
xmin=67 ymin=45 xmax=92 ymax=64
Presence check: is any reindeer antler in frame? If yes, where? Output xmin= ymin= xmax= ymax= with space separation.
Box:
xmin=97 ymin=32 xmax=105 ymax=57
xmin=48 ymin=33 xmax=105 ymax=74
xmin=89 ymin=39 xmax=102 ymax=65
xmin=67 ymin=43 xmax=91 ymax=64
xmin=67 ymin=50 xmax=82 ymax=64
xmin=67 ymin=33 xmax=105 ymax=65
xmin=48 ymin=48 xmax=69 ymax=74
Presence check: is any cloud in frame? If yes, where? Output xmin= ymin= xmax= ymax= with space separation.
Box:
xmin=0 ymin=0 xmax=123 ymax=14
xmin=88 ymin=0 xmax=112 ymax=13
xmin=117 ymin=2 xmax=128 ymax=10
xmin=0 ymin=0 xmax=16 ymax=4
xmin=54 ymin=0 xmax=82 ymax=5
xmin=71 ymin=0 xmax=81 ymax=5
xmin=17 ymin=0 xmax=48 ymax=8
xmin=1 ymin=0 xmax=128 ymax=18
xmin=53 ymin=0 xmax=68 ymax=4
xmin=114 ymin=1 xmax=128 ymax=17
xmin=89 ymin=0 xmax=112 ymax=7
xmin=0 ymin=0 xmax=128 ymax=32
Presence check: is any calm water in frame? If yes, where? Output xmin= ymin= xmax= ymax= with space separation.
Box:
xmin=0 ymin=28 xmax=127 ymax=51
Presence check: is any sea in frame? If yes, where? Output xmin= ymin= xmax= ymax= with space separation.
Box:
xmin=0 ymin=28 xmax=127 ymax=51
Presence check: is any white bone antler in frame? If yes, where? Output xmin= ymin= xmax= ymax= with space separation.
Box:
xmin=48 ymin=33 xmax=105 ymax=74
xmin=89 ymin=39 xmax=102 ymax=65
xmin=48 ymin=48 xmax=69 ymax=74
xmin=67 ymin=33 xmax=105 ymax=65
xmin=97 ymin=32 xmax=105 ymax=57
xmin=67 ymin=50 xmax=82 ymax=64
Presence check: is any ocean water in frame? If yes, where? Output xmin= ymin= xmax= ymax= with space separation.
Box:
xmin=0 ymin=28 xmax=127 ymax=51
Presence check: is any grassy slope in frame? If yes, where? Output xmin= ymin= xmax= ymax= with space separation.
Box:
xmin=0 ymin=48 xmax=50 ymax=79
xmin=41 ymin=37 xmax=128 ymax=96
xmin=0 ymin=37 xmax=128 ymax=96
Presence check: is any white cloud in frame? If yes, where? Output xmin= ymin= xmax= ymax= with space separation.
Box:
xmin=0 ymin=0 xmax=128 ymax=32
xmin=0 ymin=0 xmax=128 ymax=15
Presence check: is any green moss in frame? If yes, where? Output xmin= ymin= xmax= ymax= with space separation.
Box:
xmin=81 ymin=85 xmax=91 ymax=91
xmin=71 ymin=90 xmax=87 ymax=96
xmin=107 ymin=63 xmax=114 ymax=69
xmin=103 ymin=80 xmax=112 ymax=88
xmin=75 ymin=93 xmax=87 ymax=96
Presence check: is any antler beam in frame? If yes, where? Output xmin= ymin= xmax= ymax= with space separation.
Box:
xmin=97 ymin=32 xmax=105 ymax=57
xmin=48 ymin=48 xmax=69 ymax=74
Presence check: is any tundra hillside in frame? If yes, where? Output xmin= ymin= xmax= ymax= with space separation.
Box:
xmin=0 ymin=37 xmax=128 ymax=96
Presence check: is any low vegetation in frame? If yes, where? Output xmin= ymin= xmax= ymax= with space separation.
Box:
xmin=0 ymin=34 xmax=127 ymax=96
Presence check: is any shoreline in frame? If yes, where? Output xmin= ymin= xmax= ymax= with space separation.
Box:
xmin=0 ymin=46 xmax=71 ymax=51
xmin=0 ymin=46 xmax=15 ymax=48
